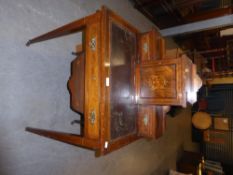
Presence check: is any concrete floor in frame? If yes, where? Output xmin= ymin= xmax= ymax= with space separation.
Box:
xmin=150 ymin=106 xmax=199 ymax=174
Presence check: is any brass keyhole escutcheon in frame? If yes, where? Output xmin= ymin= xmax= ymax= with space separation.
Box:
xmin=143 ymin=114 xmax=149 ymax=126
xmin=89 ymin=37 xmax=96 ymax=51
xmin=143 ymin=42 xmax=148 ymax=53
xmin=89 ymin=110 xmax=96 ymax=125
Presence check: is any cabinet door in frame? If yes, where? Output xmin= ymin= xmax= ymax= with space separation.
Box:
xmin=136 ymin=58 xmax=185 ymax=106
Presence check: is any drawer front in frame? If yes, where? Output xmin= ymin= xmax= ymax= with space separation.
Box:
xmin=139 ymin=29 xmax=164 ymax=62
xmin=84 ymin=19 xmax=101 ymax=140
xmin=138 ymin=105 xmax=156 ymax=138
xmin=138 ymin=105 xmax=167 ymax=139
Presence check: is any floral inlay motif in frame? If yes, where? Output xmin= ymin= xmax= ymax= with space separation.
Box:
xmin=145 ymin=75 xmax=168 ymax=90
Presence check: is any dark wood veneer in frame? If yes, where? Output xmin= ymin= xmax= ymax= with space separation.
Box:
xmin=25 ymin=6 xmax=201 ymax=156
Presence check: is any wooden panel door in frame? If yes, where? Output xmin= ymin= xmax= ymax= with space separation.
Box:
xmin=136 ymin=58 xmax=185 ymax=106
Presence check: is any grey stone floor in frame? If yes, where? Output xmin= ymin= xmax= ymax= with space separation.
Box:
xmin=150 ymin=106 xmax=199 ymax=174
